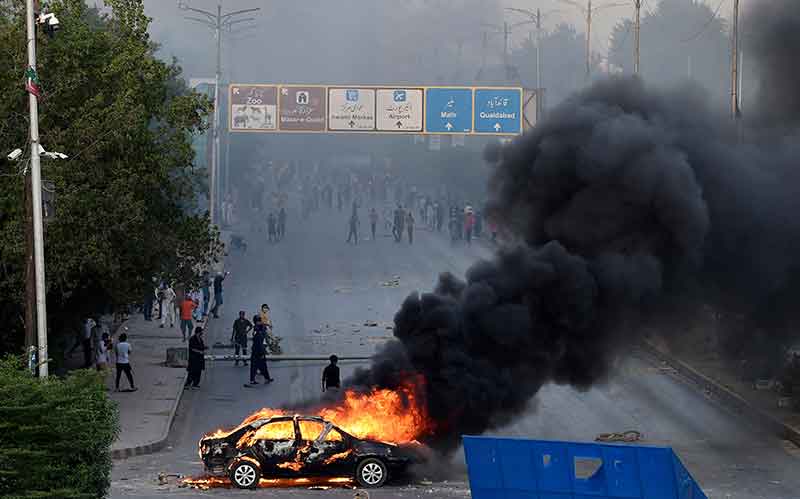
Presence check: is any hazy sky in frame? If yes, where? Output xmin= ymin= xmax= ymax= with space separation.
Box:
xmin=141 ymin=0 xmax=740 ymax=84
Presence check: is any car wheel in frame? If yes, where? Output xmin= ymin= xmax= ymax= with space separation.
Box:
xmin=230 ymin=460 xmax=260 ymax=489
xmin=356 ymin=458 xmax=388 ymax=488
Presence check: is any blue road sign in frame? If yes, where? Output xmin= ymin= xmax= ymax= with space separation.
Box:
xmin=425 ymin=88 xmax=473 ymax=133
xmin=474 ymin=88 xmax=522 ymax=134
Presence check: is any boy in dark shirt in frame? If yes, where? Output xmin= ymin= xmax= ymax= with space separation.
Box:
xmin=322 ymin=355 xmax=340 ymax=392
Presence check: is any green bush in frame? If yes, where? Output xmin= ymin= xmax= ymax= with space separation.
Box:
xmin=0 ymin=356 xmax=119 ymax=499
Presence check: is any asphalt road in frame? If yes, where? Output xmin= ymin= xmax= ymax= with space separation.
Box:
xmin=110 ymin=203 xmax=800 ymax=499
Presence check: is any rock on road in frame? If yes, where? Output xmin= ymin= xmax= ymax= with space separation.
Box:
xmin=110 ymin=208 xmax=800 ymax=499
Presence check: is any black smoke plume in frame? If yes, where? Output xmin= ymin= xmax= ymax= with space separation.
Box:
xmin=316 ymin=0 xmax=800 ymax=454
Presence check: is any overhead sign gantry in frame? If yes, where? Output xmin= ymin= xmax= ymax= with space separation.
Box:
xmin=229 ymin=84 xmax=528 ymax=135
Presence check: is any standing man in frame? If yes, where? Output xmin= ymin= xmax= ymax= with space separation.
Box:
xmin=179 ymin=294 xmax=196 ymax=342
xmin=81 ymin=317 xmax=96 ymax=368
xmin=369 ymin=207 xmax=378 ymax=241
xmin=160 ymin=282 xmax=176 ymax=329
xmin=185 ymin=327 xmax=208 ymax=390
xmin=211 ymin=271 xmax=229 ymax=319
xmin=347 ymin=209 xmax=360 ymax=245
xmin=322 ymin=354 xmax=340 ymax=392
xmin=464 ymin=207 xmax=475 ymax=246
xmin=142 ymin=287 xmax=153 ymax=321
xmin=201 ymin=271 xmax=210 ymax=317
xmin=406 ymin=210 xmax=415 ymax=245
xmin=249 ymin=317 xmax=274 ymax=385
xmin=115 ymin=333 xmax=136 ymax=392
xmin=278 ymin=207 xmax=287 ymax=240
xmin=267 ymin=212 xmax=277 ymax=243
xmin=231 ymin=311 xmax=252 ymax=367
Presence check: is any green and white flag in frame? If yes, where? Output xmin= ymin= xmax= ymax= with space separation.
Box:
xmin=25 ymin=67 xmax=42 ymax=98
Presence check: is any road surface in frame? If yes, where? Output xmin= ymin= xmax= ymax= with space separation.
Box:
xmin=110 ymin=205 xmax=800 ymax=499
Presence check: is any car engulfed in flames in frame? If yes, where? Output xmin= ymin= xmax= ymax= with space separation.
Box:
xmin=197 ymin=381 xmax=433 ymax=489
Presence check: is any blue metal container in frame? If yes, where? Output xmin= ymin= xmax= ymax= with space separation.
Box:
xmin=463 ymin=436 xmax=707 ymax=499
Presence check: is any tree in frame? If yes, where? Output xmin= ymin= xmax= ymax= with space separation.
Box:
xmin=511 ymin=23 xmax=603 ymax=107
xmin=608 ymin=0 xmax=729 ymax=103
xmin=0 ymin=0 xmax=220 ymax=356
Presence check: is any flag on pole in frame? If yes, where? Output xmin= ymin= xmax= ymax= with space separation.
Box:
xmin=25 ymin=67 xmax=42 ymax=98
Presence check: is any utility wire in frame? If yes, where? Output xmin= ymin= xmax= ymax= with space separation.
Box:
xmin=681 ymin=0 xmax=728 ymax=42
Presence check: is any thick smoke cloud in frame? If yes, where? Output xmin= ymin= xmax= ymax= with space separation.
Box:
xmin=305 ymin=0 xmax=800 ymax=454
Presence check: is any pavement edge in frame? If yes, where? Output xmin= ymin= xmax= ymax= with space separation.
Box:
xmin=639 ymin=339 xmax=800 ymax=447
xmin=111 ymin=315 xmax=209 ymax=460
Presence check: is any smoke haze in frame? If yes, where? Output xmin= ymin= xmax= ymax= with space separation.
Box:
xmin=313 ymin=0 xmax=800 ymax=454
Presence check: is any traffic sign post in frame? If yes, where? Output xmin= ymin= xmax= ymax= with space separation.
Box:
xmin=425 ymin=88 xmax=473 ymax=134
xmin=474 ymin=88 xmax=522 ymax=135
xmin=229 ymin=85 xmax=277 ymax=131
xmin=376 ymin=88 xmax=423 ymax=132
xmin=279 ymin=86 xmax=326 ymax=132
xmin=328 ymin=88 xmax=376 ymax=131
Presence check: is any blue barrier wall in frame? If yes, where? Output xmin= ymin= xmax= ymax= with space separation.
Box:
xmin=463 ymin=436 xmax=707 ymax=499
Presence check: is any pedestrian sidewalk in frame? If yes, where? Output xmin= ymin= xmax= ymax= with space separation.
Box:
xmin=108 ymin=314 xmax=203 ymax=459
xmin=642 ymin=339 xmax=800 ymax=446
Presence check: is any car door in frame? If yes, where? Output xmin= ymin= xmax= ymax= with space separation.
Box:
xmin=297 ymin=419 xmax=354 ymax=475
xmin=251 ymin=418 xmax=300 ymax=476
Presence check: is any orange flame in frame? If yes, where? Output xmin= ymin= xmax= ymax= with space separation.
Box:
xmin=205 ymin=377 xmax=433 ymax=445
xmin=182 ymin=476 xmax=354 ymax=490
xmin=323 ymin=449 xmax=353 ymax=466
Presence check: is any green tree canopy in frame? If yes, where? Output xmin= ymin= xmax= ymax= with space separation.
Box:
xmin=0 ymin=0 xmax=219 ymax=355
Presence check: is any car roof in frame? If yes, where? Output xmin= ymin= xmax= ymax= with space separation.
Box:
xmin=248 ymin=415 xmax=354 ymax=438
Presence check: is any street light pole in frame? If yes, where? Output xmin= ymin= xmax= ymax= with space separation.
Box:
xmin=731 ymin=0 xmax=740 ymax=120
xmin=179 ymin=1 xmax=259 ymax=227
xmin=634 ymin=0 xmax=641 ymax=74
xmin=25 ymin=0 xmax=49 ymax=377
xmin=585 ymin=0 xmax=592 ymax=81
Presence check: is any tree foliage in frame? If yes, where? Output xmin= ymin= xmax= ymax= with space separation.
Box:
xmin=608 ymin=0 xmax=729 ymax=103
xmin=0 ymin=355 xmax=119 ymax=498
xmin=0 ymin=0 xmax=220 ymax=355
xmin=511 ymin=23 xmax=603 ymax=107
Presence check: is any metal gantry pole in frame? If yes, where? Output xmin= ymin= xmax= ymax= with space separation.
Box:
xmin=536 ymin=9 xmax=542 ymax=92
xmin=26 ymin=0 xmax=48 ymax=377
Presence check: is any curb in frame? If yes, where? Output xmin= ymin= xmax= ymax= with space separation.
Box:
xmin=111 ymin=315 xmax=208 ymax=460
xmin=639 ymin=340 xmax=800 ymax=447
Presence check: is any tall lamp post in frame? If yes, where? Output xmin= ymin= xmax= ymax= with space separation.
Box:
xmin=177 ymin=1 xmax=259 ymax=226
xmin=555 ymin=0 xmax=628 ymax=81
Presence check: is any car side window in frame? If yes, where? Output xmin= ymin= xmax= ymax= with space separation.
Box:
xmin=321 ymin=427 xmax=344 ymax=442
xmin=298 ymin=420 xmax=325 ymax=441
xmin=256 ymin=420 xmax=295 ymax=441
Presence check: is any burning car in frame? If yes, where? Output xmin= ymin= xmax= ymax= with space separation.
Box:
xmin=200 ymin=415 xmax=423 ymax=489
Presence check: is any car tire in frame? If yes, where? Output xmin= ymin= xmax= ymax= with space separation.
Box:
xmin=355 ymin=458 xmax=388 ymax=488
xmin=230 ymin=460 xmax=261 ymax=489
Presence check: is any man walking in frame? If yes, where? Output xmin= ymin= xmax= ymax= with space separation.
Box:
xmin=231 ymin=311 xmax=252 ymax=366
xmin=160 ymin=282 xmax=176 ymax=329
xmin=267 ymin=212 xmax=277 ymax=243
xmin=278 ymin=207 xmax=287 ymax=240
xmin=369 ymin=207 xmax=378 ymax=241
xmin=347 ymin=210 xmax=360 ymax=245
xmin=211 ymin=271 xmax=229 ymax=319
xmin=248 ymin=317 xmax=274 ymax=385
xmin=406 ymin=210 xmax=415 ymax=245
xmin=179 ymin=294 xmax=195 ymax=342
xmin=201 ymin=271 xmax=210 ymax=317
xmin=185 ymin=327 xmax=208 ymax=389
xmin=115 ymin=333 xmax=136 ymax=392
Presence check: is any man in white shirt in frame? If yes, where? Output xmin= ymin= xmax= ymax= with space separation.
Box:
xmin=160 ymin=284 xmax=177 ymax=328
xmin=115 ymin=333 xmax=136 ymax=392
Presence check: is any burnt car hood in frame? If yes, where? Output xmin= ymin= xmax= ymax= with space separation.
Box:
xmin=352 ymin=439 xmax=427 ymax=463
